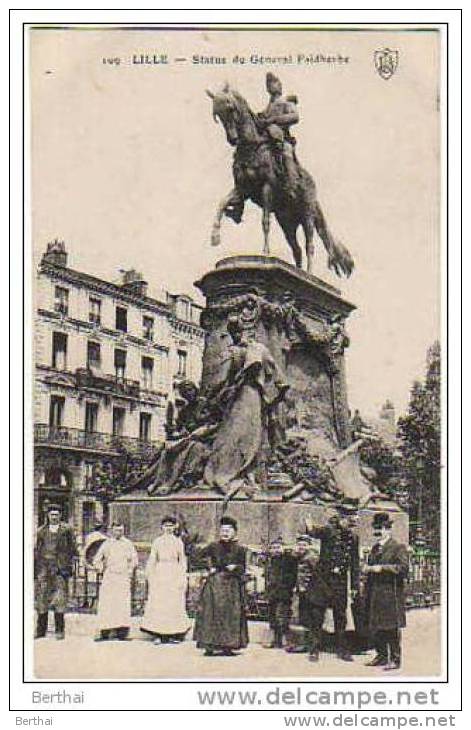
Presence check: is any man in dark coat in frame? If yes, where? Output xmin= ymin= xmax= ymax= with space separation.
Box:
xmin=264 ymin=537 xmax=298 ymax=648
xmin=194 ymin=516 xmax=248 ymax=656
xmin=305 ymin=509 xmax=360 ymax=662
xmin=34 ymin=504 xmax=78 ymax=639
xmin=285 ymin=534 xmax=319 ymax=655
xmin=364 ymin=512 xmax=409 ymax=670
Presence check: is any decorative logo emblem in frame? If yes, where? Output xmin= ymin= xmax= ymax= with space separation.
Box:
xmin=374 ymin=48 xmax=399 ymax=80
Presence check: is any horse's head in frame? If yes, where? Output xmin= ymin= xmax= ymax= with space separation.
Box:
xmin=207 ymin=85 xmax=258 ymax=147
xmin=206 ymin=86 xmax=240 ymax=146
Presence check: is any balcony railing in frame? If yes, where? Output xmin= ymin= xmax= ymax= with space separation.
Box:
xmin=75 ymin=368 xmax=140 ymax=398
xmin=34 ymin=424 xmax=161 ymax=454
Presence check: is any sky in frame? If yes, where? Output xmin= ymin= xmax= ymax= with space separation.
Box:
xmin=30 ymin=27 xmax=441 ymax=418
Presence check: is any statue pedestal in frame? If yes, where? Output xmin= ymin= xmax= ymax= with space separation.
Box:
xmin=110 ymin=493 xmax=408 ymax=552
xmin=195 ymin=255 xmax=356 ymax=452
xmin=114 ymin=255 xmax=408 ymax=550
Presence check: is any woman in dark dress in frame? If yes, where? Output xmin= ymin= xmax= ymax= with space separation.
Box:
xmin=194 ymin=516 xmax=249 ymax=656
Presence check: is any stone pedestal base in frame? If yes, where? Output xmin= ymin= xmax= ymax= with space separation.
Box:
xmin=110 ymin=494 xmax=408 ymax=553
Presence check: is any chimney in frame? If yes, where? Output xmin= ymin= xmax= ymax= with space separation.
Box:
xmin=120 ymin=268 xmax=148 ymax=297
xmin=42 ymin=239 xmax=68 ymax=267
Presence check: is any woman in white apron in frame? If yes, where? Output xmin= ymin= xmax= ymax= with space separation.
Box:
xmin=141 ymin=515 xmax=191 ymax=643
xmin=93 ymin=523 xmax=138 ymax=641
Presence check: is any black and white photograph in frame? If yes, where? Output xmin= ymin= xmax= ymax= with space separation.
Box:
xmin=26 ymin=22 xmax=443 ymax=682
xmin=9 ymin=16 xmax=461 ymax=716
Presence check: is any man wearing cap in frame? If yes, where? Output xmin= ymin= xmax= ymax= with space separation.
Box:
xmin=257 ymin=73 xmax=300 ymax=195
xmin=305 ymin=509 xmax=360 ymax=662
xmin=34 ymin=504 xmax=78 ymax=640
xmin=141 ymin=515 xmax=191 ymax=643
xmin=364 ymin=512 xmax=409 ymax=670
xmin=286 ymin=534 xmax=320 ymax=655
xmin=264 ymin=537 xmax=298 ymax=649
xmin=194 ymin=516 xmax=248 ymax=656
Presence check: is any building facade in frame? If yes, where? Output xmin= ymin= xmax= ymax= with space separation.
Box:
xmin=34 ymin=241 xmax=205 ymax=536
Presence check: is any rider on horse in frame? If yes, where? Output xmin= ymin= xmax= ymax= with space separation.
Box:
xmin=257 ymin=72 xmax=300 ymax=197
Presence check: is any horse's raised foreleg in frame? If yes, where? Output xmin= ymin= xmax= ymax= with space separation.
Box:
xmin=211 ymin=188 xmax=241 ymax=247
xmin=261 ymin=183 xmax=272 ymax=256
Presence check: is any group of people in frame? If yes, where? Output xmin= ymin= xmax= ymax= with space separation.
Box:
xmin=34 ymin=504 xmax=409 ymax=670
xmin=264 ymin=510 xmax=409 ymax=670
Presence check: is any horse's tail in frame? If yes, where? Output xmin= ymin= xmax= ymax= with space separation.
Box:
xmin=308 ymin=193 xmax=355 ymax=278
xmin=327 ymin=237 xmax=355 ymax=278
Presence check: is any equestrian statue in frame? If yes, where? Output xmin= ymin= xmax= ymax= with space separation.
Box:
xmin=207 ymin=73 xmax=354 ymax=277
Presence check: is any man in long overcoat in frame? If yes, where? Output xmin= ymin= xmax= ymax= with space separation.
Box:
xmin=364 ymin=512 xmax=409 ymax=670
xmin=34 ymin=504 xmax=78 ymax=639
xmin=305 ymin=510 xmax=360 ymax=662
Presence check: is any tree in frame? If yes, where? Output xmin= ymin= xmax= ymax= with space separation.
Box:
xmin=88 ymin=442 xmax=161 ymax=511
xmin=359 ymin=437 xmax=405 ymax=504
xmin=397 ymin=341 xmax=441 ymax=550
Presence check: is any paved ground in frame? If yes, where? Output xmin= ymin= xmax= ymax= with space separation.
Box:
xmin=34 ymin=608 xmax=441 ymax=680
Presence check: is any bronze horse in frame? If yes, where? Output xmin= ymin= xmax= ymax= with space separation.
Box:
xmin=207 ymin=85 xmax=354 ymax=277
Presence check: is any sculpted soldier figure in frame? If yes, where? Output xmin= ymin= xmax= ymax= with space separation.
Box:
xmin=257 ymin=72 xmax=300 ymax=196
xmin=207 ymin=78 xmax=354 ymax=275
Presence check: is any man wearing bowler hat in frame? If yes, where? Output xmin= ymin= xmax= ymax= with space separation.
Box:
xmin=364 ymin=512 xmax=409 ymax=670
xmin=34 ymin=503 xmax=78 ymax=639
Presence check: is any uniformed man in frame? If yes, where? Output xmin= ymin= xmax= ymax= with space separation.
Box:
xmin=257 ymin=72 xmax=300 ymax=195
xmin=364 ymin=512 xmax=409 ymax=670
xmin=285 ymin=534 xmax=318 ymax=655
xmin=34 ymin=504 xmax=78 ymax=640
xmin=305 ymin=509 xmax=360 ymax=662
xmin=264 ymin=537 xmax=298 ymax=649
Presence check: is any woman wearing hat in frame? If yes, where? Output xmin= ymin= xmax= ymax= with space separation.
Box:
xmin=364 ymin=512 xmax=409 ymax=670
xmin=141 ymin=515 xmax=191 ymax=643
xmin=193 ymin=516 xmax=248 ymax=656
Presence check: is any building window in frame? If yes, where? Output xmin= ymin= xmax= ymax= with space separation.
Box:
xmin=192 ymin=307 xmax=201 ymax=325
xmin=177 ymin=349 xmax=187 ymax=377
xmin=112 ymin=407 xmax=126 ymax=437
xmin=89 ymin=297 xmax=101 ymax=326
xmin=143 ymin=315 xmax=154 ymax=341
xmin=139 ymin=412 xmax=152 ymax=442
xmin=141 ymin=356 xmax=154 ymax=390
xmin=115 ymin=306 xmax=128 ymax=333
xmin=114 ymin=348 xmax=127 ymax=380
xmin=177 ymin=299 xmax=191 ymax=321
xmin=49 ymin=396 xmax=64 ymax=428
xmin=85 ymin=402 xmax=99 ymax=433
xmin=87 ymin=341 xmax=101 ymax=371
xmin=52 ymin=332 xmax=67 ymax=370
xmin=54 ymin=286 xmax=69 ymax=316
